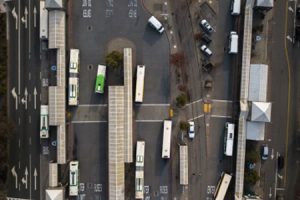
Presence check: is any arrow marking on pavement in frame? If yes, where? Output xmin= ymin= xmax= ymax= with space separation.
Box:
xmin=23 ymin=7 xmax=28 ymax=29
xmin=24 ymin=88 xmax=28 ymax=110
xmin=22 ymin=167 xmax=28 ymax=189
xmin=34 ymin=87 xmax=37 ymax=109
xmin=11 ymin=88 xmax=18 ymax=110
xmin=34 ymin=168 xmax=37 ymax=190
xmin=12 ymin=7 xmax=18 ymax=30
xmin=11 ymin=166 xmax=18 ymax=189
xmin=288 ymin=6 xmax=294 ymax=12
xmin=33 ymin=6 xmax=37 ymax=28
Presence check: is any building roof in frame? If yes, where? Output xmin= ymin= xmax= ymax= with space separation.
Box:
xmin=246 ymin=121 xmax=265 ymax=140
xmin=249 ymin=64 xmax=268 ymax=102
xmin=256 ymin=0 xmax=274 ymax=8
xmin=251 ymin=102 xmax=271 ymax=122
xmin=45 ymin=0 xmax=63 ymax=9
xmin=45 ymin=188 xmax=64 ymax=200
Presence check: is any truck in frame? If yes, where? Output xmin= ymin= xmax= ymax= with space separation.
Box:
xmin=40 ymin=1 xmax=48 ymax=40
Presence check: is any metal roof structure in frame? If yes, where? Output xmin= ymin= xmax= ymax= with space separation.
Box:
xmin=249 ymin=64 xmax=268 ymax=102
xmin=250 ymin=102 xmax=271 ymax=122
xmin=235 ymin=0 xmax=255 ymax=199
xmin=246 ymin=121 xmax=265 ymax=141
xmin=180 ymin=145 xmax=188 ymax=185
xmin=255 ymin=0 xmax=273 ymax=8
xmin=109 ymin=86 xmax=125 ymax=200
xmin=49 ymin=163 xmax=58 ymax=187
xmin=45 ymin=188 xmax=64 ymax=200
xmin=45 ymin=0 xmax=63 ymax=9
xmin=124 ymin=48 xmax=133 ymax=163
xmin=48 ymin=9 xmax=66 ymax=164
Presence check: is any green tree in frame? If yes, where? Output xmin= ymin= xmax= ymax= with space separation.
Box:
xmin=105 ymin=51 xmax=123 ymax=70
xmin=176 ymin=93 xmax=187 ymax=108
xmin=245 ymin=149 xmax=260 ymax=164
xmin=244 ymin=170 xmax=260 ymax=185
xmin=179 ymin=121 xmax=189 ymax=131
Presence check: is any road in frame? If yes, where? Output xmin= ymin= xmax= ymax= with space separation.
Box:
xmin=6 ymin=0 xmax=41 ymax=199
xmin=69 ymin=0 xmax=170 ymax=199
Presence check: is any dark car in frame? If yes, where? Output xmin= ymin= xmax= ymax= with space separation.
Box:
xmin=201 ymin=34 xmax=212 ymax=44
xmin=278 ymin=155 xmax=284 ymax=169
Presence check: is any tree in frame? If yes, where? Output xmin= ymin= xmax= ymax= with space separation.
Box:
xmin=105 ymin=51 xmax=123 ymax=70
xmin=179 ymin=121 xmax=189 ymax=131
xmin=176 ymin=93 xmax=187 ymax=108
xmin=244 ymin=170 xmax=259 ymax=185
xmin=170 ymin=52 xmax=185 ymax=68
xmin=245 ymin=149 xmax=260 ymax=164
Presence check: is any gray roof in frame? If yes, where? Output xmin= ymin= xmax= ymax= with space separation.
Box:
xmin=45 ymin=0 xmax=63 ymax=9
xmin=249 ymin=64 xmax=268 ymax=102
xmin=251 ymin=102 xmax=271 ymax=122
xmin=246 ymin=121 xmax=265 ymax=141
xmin=45 ymin=188 xmax=64 ymax=200
xmin=256 ymin=0 xmax=274 ymax=8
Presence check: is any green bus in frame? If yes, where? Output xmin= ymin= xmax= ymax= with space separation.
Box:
xmin=95 ymin=65 xmax=106 ymax=94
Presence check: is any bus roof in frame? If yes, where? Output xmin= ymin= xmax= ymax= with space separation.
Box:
xmin=229 ymin=32 xmax=238 ymax=54
xmin=95 ymin=65 xmax=106 ymax=93
xmin=135 ymin=65 xmax=145 ymax=103
xmin=215 ymin=173 xmax=232 ymax=200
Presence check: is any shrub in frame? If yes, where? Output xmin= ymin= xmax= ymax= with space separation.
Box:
xmin=105 ymin=51 xmax=123 ymax=70
xmin=179 ymin=121 xmax=189 ymax=131
xmin=176 ymin=93 xmax=187 ymax=108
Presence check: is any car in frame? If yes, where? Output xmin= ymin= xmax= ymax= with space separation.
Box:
xmin=200 ymin=19 xmax=213 ymax=33
xmin=200 ymin=45 xmax=213 ymax=57
xmin=201 ymin=34 xmax=212 ymax=44
xmin=261 ymin=144 xmax=269 ymax=160
xmin=278 ymin=155 xmax=284 ymax=169
xmin=188 ymin=121 xmax=195 ymax=139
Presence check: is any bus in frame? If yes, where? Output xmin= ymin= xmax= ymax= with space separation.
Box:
xmin=69 ymin=161 xmax=79 ymax=196
xmin=95 ymin=65 xmax=106 ymax=94
xmin=135 ymin=65 xmax=145 ymax=103
xmin=135 ymin=141 xmax=145 ymax=199
xmin=224 ymin=122 xmax=235 ymax=156
xmin=40 ymin=105 xmax=49 ymax=138
xmin=39 ymin=1 xmax=48 ymax=39
xmin=69 ymin=77 xmax=79 ymax=106
xmin=214 ymin=172 xmax=232 ymax=200
xmin=162 ymin=120 xmax=172 ymax=159
xmin=231 ymin=0 xmax=241 ymax=15
xmin=69 ymin=49 xmax=80 ymax=74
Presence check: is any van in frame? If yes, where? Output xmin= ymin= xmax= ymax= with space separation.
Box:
xmin=231 ymin=0 xmax=241 ymax=15
xmin=148 ymin=16 xmax=164 ymax=33
xmin=228 ymin=31 xmax=238 ymax=54
xmin=40 ymin=105 xmax=49 ymax=138
xmin=261 ymin=144 xmax=269 ymax=160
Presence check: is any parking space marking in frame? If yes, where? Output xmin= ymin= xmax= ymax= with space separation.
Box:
xmin=211 ymin=115 xmax=232 ymax=118
xmin=72 ymin=120 xmax=107 ymax=124
xmin=82 ymin=0 xmax=92 ymax=18
xmin=136 ymin=120 xmax=164 ymax=123
xmin=138 ymin=104 xmax=170 ymax=107
xmin=128 ymin=0 xmax=137 ymax=18
xmin=78 ymin=104 xmax=107 ymax=107
xmin=105 ymin=0 xmax=114 ymax=18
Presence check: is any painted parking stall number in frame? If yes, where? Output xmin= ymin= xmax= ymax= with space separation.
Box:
xmin=128 ymin=0 xmax=137 ymax=18
xmin=160 ymin=185 xmax=168 ymax=194
xmin=94 ymin=183 xmax=102 ymax=192
xmin=82 ymin=0 xmax=92 ymax=18
xmin=105 ymin=0 xmax=114 ymax=17
xmin=144 ymin=185 xmax=150 ymax=199
xmin=207 ymin=185 xmax=215 ymax=195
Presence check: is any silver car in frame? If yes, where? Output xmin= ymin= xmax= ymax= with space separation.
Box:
xmin=200 ymin=45 xmax=213 ymax=57
xmin=200 ymin=19 xmax=213 ymax=33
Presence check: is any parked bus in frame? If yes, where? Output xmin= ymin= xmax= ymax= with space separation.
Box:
xmin=224 ymin=122 xmax=235 ymax=156
xmin=214 ymin=172 xmax=232 ymax=200
xmin=40 ymin=105 xmax=49 ymax=138
xmin=69 ymin=77 xmax=79 ymax=106
xmin=135 ymin=65 xmax=145 ymax=103
xmin=69 ymin=161 xmax=79 ymax=196
xmin=95 ymin=65 xmax=106 ymax=94
xmin=162 ymin=120 xmax=172 ymax=159
xmin=40 ymin=1 xmax=48 ymax=39
xmin=135 ymin=141 xmax=145 ymax=199
xmin=228 ymin=31 xmax=238 ymax=54
xmin=69 ymin=49 xmax=80 ymax=74
xmin=231 ymin=0 xmax=241 ymax=15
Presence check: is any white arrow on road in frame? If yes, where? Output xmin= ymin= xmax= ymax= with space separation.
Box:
xmin=22 ymin=167 xmax=28 ymax=189
xmin=271 ymin=148 xmax=274 ymax=160
xmin=21 ymin=7 xmax=28 ymax=29
xmin=33 ymin=6 xmax=37 ymax=28
xmin=11 ymin=88 xmax=18 ymax=110
xmin=12 ymin=7 xmax=18 ymax=30
xmin=23 ymin=88 xmax=28 ymax=110
xmin=34 ymin=87 xmax=37 ymax=109
xmin=288 ymin=6 xmax=294 ymax=12
xmin=11 ymin=166 xmax=18 ymax=189
xmin=34 ymin=168 xmax=37 ymax=190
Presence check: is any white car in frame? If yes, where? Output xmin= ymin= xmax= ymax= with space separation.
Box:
xmin=200 ymin=45 xmax=212 ymax=57
xmin=200 ymin=19 xmax=213 ymax=33
xmin=188 ymin=121 xmax=195 ymax=139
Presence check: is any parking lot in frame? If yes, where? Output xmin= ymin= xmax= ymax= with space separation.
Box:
xmin=69 ymin=0 xmax=170 ymax=199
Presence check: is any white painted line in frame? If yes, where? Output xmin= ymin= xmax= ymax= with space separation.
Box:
xmin=71 ymin=120 xmax=108 ymax=124
xmin=28 ymin=72 xmax=31 ymax=80
xmin=135 ymin=120 xmax=164 ymax=123
xmin=18 ymin=0 xmax=21 ymax=95
xmin=7 ymin=197 xmax=32 ymax=200
xmin=188 ymin=114 xmax=204 ymax=121
xmin=186 ymin=99 xmax=203 ymax=106
xmin=28 ymin=115 xmax=31 ymax=124
xmin=78 ymin=104 xmax=107 ymax=107
xmin=212 ymin=99 xmax=233 ymax=103
xmin=29 ymin=154 xmax=31 ymax=199
xmin=137 ymin=104 xmax=170 ymax=107
xmin=29 ymin=137 xmax=31 ymax=145
xmin=211 ymin=115 xmax=232 ymax=118
xmin=18 ymin=117 xmax=21 ymax=125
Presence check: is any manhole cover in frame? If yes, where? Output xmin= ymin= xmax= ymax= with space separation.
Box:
xmin=88 ymin=64 xmax=93 ymax=70
xmin=87 ymin=25 xmax=93 ymax=31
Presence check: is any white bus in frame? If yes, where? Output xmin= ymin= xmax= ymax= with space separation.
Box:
xmin=40 ymin=105 xmax=49 ymax=138
xmin=69 ymin=161 xmax=79 ymax=196
xmin=224 ymin=122 xmax=235 ymax=156
xmin=231 ymin=0 xmax=241 ymax=16
xmin=135 ymin=65 xmax=145 ymax=103
xmin=69 ymin=49 xmax=80 ymax=74
xmin=162 ymin=120 xmax=172 ymax=159
xmin=228 ymin=31 xmax=238 ymax=54
xmin=214 ymin=172 xmax=232 ymax=200
xmin=135 ymin=141 xmax=145 ymax=199
xmin=39 ymin=1 xmax=48 ymax=39
xmin=69 ymin=77 xmax=79 ymax=106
